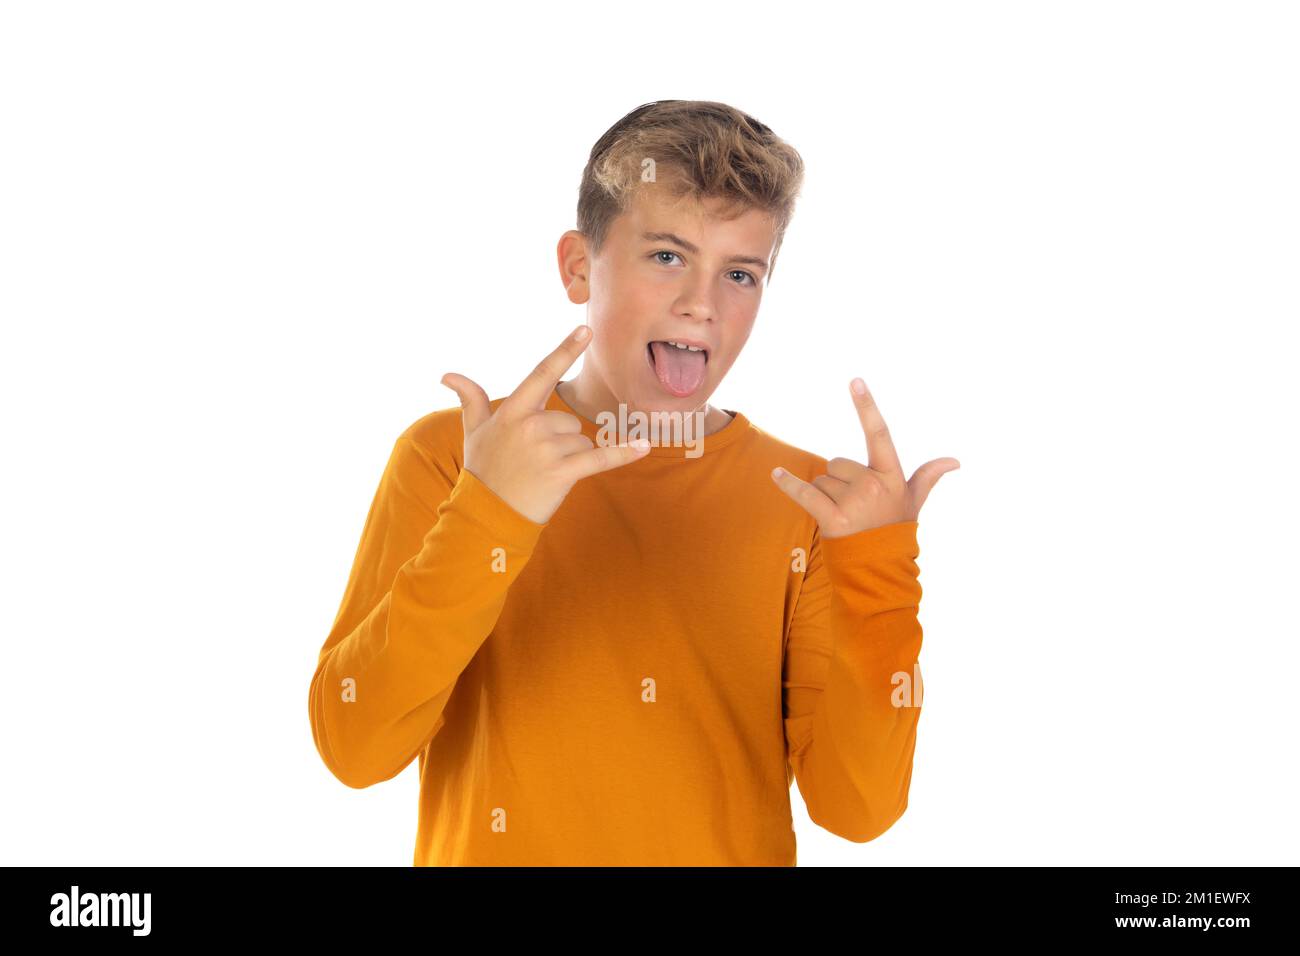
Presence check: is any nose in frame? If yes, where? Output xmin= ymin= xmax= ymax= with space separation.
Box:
xmin=673 ymin=274 xmax=717 ymax=323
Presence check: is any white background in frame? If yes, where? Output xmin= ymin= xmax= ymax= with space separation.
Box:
xmin=2 ymin=1 xmax=1296 ymax=866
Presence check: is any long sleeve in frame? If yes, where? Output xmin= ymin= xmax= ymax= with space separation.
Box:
xmin=308 ymin=433 xmax=548 ymax=789
xmin=783 ymin=519 xmax=923 ymax=842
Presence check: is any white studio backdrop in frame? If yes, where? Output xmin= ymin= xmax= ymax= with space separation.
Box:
xmin=1 ymin=1 xmax=1296 ymax=866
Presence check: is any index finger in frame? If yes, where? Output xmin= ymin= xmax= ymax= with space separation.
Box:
xmin=505 ymin=325 xmax=592 ymax=413
xmin=850 ymin=377 xmax=902 ymax=475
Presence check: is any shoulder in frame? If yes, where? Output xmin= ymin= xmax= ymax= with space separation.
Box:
xmin=393 ymin=397 xmax=509 ymax=478
xmin=398 ymin=404 xmax=465 ymax=457
xmin=738 ymin=416 xmax=830 ymax=477
xmin=398 ymin=395 xmax=510 ymax=453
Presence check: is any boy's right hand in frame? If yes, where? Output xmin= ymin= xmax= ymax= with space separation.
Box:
xmin=439 ymin=325 xmax=652 ymax=525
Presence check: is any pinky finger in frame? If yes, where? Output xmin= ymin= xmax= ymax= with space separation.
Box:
xmin=563 ymin=438 xmax=652 ymax=481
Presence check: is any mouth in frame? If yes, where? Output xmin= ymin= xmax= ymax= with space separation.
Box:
xmin=646 ymin=339 xmax=710 ymax=398
xmin=645 ymin=339 xmax=710 ymax=364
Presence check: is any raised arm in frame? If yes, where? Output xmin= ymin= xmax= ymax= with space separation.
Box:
xmin=772 ymin=375 xmax=956 ymax=841
xmin=308 ymin=434 xmax=547 ymax=788
xmin=783 ymin=519 xmax=924 ymax=841
xmin=309 ymin=325 xmax=651 ymax=789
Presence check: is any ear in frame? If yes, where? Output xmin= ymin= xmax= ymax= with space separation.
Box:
xmin=557 ymin=230 xmax=591 ymax=305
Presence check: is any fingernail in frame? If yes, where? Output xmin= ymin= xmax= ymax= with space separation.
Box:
xmin=851 ymin=378 xmax=866 ymax=395
xmin=772 ymin=467 xmax=785 ymax=479
xmin=573 ymin=325 xmax=590 ymax=342
xmin=630 ymin=438 xmax=650 ymax=450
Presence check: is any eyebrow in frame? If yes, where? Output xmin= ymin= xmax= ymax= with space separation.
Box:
xmin=641 ymin=231 xmax=770 ymax=274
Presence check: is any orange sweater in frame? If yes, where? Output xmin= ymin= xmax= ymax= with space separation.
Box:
xmin=308 ymin=386 xmax=925 ymax=866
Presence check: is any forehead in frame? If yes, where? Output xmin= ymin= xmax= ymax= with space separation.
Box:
xmin=613 ymin=186 xmax=777 ymax=250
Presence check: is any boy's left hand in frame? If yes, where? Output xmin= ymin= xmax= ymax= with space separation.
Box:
xmin=771 ymin=377 xmax=960 ymax=538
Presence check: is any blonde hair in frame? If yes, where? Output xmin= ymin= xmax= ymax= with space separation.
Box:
xmin=576 ymin=100 xmax=805 ymax=281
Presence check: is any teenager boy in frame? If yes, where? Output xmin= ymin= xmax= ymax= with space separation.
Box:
xmin=308 ymin=100 xmax=959 ymax=865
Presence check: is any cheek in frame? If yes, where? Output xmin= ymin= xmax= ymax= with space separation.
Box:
xmin=590 ymin=271 xmax=652 ymax=325
xmin=598 ymin=302 xmax=653 ymax=351
xmin=585 ymin=314 xmax=642 ymax=371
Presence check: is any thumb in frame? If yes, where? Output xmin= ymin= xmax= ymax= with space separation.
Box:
xmin=440 ymin=372 xmax=492 ymax=434
xmin=907 ymin=457 xmax=961 ymax=514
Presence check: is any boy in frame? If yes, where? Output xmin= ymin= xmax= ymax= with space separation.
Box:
xmin=307 ymin=100 xmax=959 ymax=866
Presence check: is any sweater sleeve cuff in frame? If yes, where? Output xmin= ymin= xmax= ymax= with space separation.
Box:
xmin=820 ymin=520 xmax=921 ymax=608
xmin=429 ymin=465 xmax=550 ymax=551
xmin=820 ymin=519 xmax=919 ymax=566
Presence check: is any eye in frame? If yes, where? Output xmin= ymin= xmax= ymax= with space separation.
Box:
xmin=653 ymin=251 xmax=756 ymax=287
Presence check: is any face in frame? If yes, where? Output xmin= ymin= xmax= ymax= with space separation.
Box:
xmin=557 ymin=186 xmax=778 ymax=419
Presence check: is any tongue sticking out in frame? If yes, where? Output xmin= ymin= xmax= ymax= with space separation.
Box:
xmin=649 ymin=341 xmax=707 ymax=396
